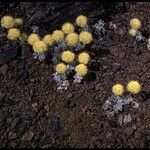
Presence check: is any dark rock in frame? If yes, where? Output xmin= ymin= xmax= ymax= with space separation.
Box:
xmin=10 ymin=141 xmax=17 ymax=148
xmin=51 ymin=117 xmax=61 ymax=138
xmin=0 ymin=64 xmax=8 ymax=75
xmin=21 ymin=131 xmax=34 ymax=141
xmin=124 ymin=127 xmax=134 ymax=136
xmin=66 ymin=93 xmax=73 ymax=100
xmin=64 ymin=99 xmax=76 ymax=109
xmin=11 ymin=117 xmax=20 ymax=129
xmin=135 ymin=131 xmax=141 ymax=139
xmin=0 ymin=91 xmax=5 ymax=107
xmin=0 ymin=119 xmax=4 ymax=128
xmin=108 ymin=120 xmax=118 ymax=128
xmin=8 ymin=131 xmax=17 ymax=140
xmin=37 ymin=110 xmax=45 ymax=120
xmin=41 ymin=144 xmax=52 ymax=148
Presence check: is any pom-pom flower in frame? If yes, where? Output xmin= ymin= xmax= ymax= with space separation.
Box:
xmin=14 ymin=18 xmax=23 ymax=26
xmin=61 ymin=50 xmax=75 ymax=63
xmin=129 ymin=28 xmax=137 ymax=37
xmin=112 ymin=84 xmax=124 ymax=96
xmin=130 ymin=18 xmax=141 ymax=29
xmin=78 ymin=52 xmax=90 ymax=65
xmin=7 ymin=28 xmax=20 ymax=40
xmin=1 ymin=16 xmax=14 ymax=29
xmin=66 ymin=33 xmax=78 ymax=46
xmin=55 ymin=63 xmax=67 ymax=74
xmin=28 ymin=33 xmax=40 ymax=45
xmin=75 ymin=64 xmax=88 ymax=76
xmin=33 ymin=40 xmax=48 ymax=54
xmin=51 ymin=30 xmax=64 ymax=42
xmin=76 ymin=15 xmax=87 ymax=27
xmin=127 ymin=80 xmax=141 ymax=94
xmin=43 ymin=34 xmax=53 ymax=46
xmin=79 ymin=31 xmax=93 ymax=44
xmin=62 ymin=22 xmax=74 ymax=34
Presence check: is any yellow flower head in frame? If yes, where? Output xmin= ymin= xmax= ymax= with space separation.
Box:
xmin=76 ymin=15 xmax=87 ymax=27
xmin=75 ymin=64 xmax=88 ymax=76
xmin=7 ymin=28 xmax=20 ymax=40
xmin=19 ymin=32 xmax=28 ymax=42
xmin=62 ymin=22 xmax=74 ymax=34
xmin=130 ymin=18 xmax=141 ymax=29
xmin=112 ymin=84 xmax=124 ymax=96
xmin=43 ymin=34 xmax=53 ymax=46
xmin=1 ymin=16 xmax=14 ymax=29
xmin=33 ymin=40 xmax=48 ymax=53
xmin=79 ymin=31 xmax=93 ymax=45
xmin=14 ymin=18 xmax=23 ymax=26
xmin=61 ymin=50 xmax=75 ymax=63
xmin=28 ymin=33 xmax=40 ymax=45
xmin=55 ymin=63 xmax=67 ymax=74
xmin=78 ymin=52 xmax=90 ymax=65
xmin=52 ymin=30 xmax=64 ymax=42
xmin=127 ymin=80 xmax=141 ymax=94
xmin=66 ymin=33 xmax=78 ymax=46
xmin=129 ymin=28 xmax=137 ymax=37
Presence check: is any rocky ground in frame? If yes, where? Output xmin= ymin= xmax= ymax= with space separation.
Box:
xmin=0 ymin=2 xmax=150 ymax=148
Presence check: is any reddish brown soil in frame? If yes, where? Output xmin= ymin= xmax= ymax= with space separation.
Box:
xmin=0 ymin=2 xmax=150 ymax=148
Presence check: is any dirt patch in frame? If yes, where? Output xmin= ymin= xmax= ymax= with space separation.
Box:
xmin=0 ymin=2 xmax=150 ymax=148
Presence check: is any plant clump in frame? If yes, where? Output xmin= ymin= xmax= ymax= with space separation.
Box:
xmin=129 ymin=18 xmax=145 ymax=41
xmin=32 ymin=40 xmax=48 ymax=61
xmin=103 ymin=81 xmax=141 ymax=118
xmin=52 ymin=15 xmax=93 ymax=89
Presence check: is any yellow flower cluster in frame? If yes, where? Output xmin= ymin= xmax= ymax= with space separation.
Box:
xmin=75 ymin=15 xmax=87 ymax=27
xmin=33 ymin=40 xmax=48 ymax=54
xmin=112 ymin=80 xmax=141 ymax=96
xmin=66 ymin=33 xmax=78 ymax=46
xmin=79 ymin=31 xmax=93 ymax=44
xmin=62 ymin=22 xmax=74 ymax=34
xmin=52 ymin=30 xmax=64 ymax=42
xmin=129 ymin=28 xmax=137 ymax=37
xmin=112 ymin=84 xmax=124 ymax=96
xmin=130 ymin=18 xmax=141 ymax=29
xmin=43 ymin=34 xmax=53 ymax=46
xmin=28 ymin=33 xmax=40 ymax=45
xmin=75 ymin=64 xmax=88 ymax=76
xmin=7 ymin=28 xmax=20 ymax=40
xmin=78 ymin=52 xmax=90 ymax=65
xmin=127 ymin=80 xmax=141 ymax=94
xmin=55 ymin=63 xmax=67 ymax=74
xmin=61 ymin=50 xmax=75 ymax=63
